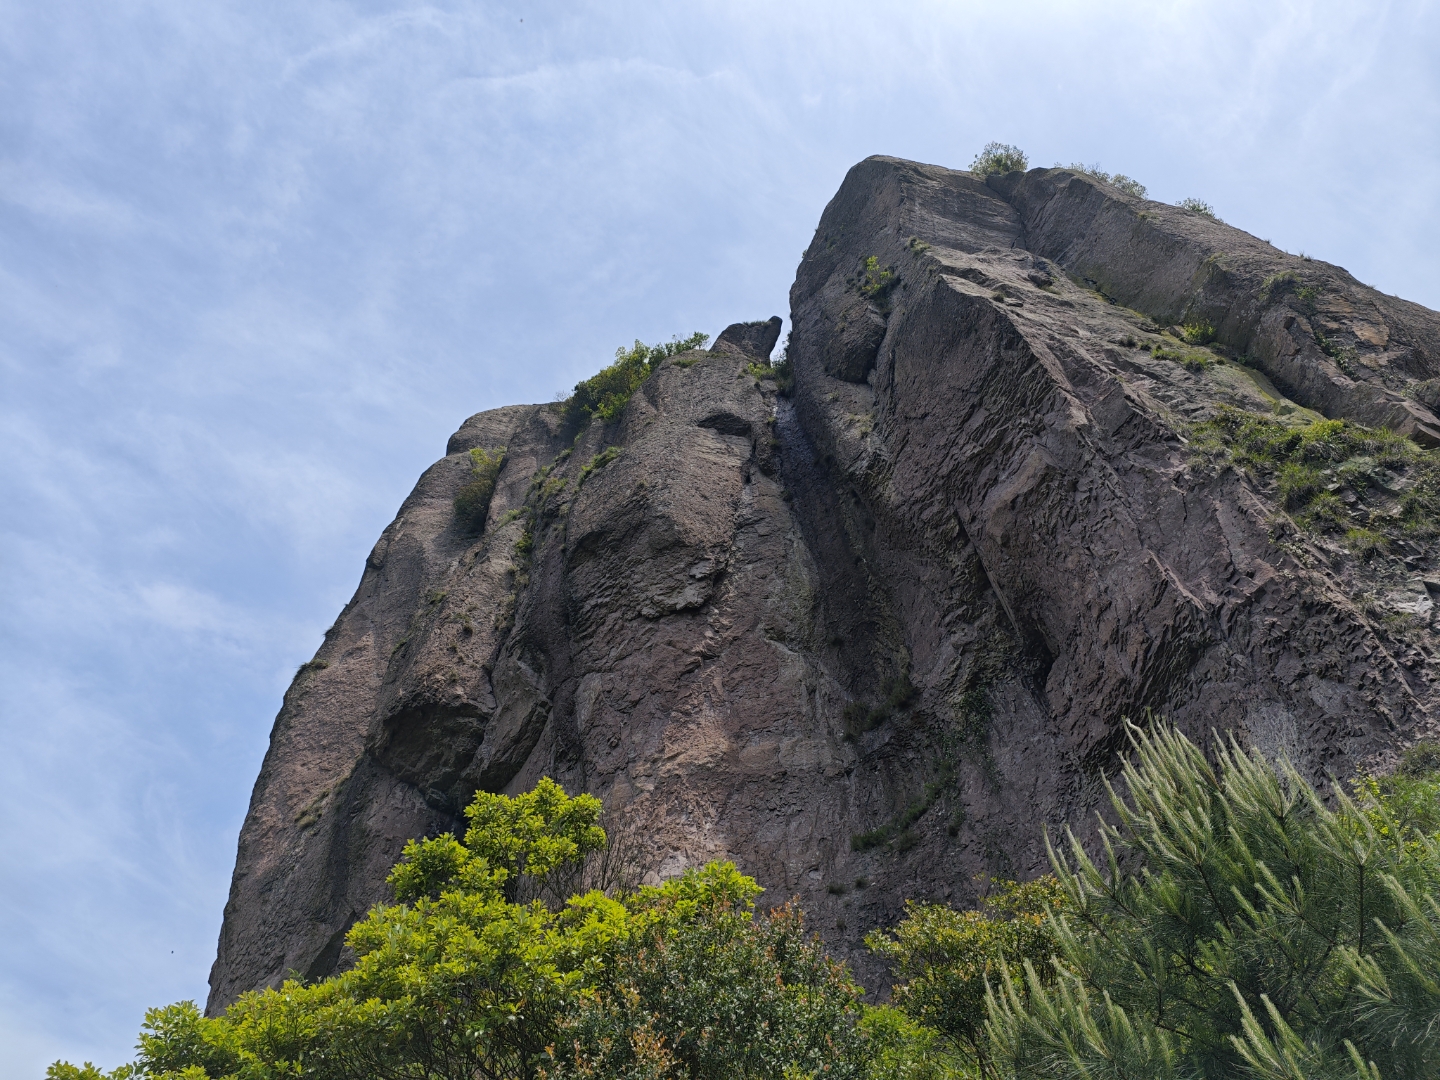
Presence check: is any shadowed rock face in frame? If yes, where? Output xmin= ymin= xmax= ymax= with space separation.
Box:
xmin=208 ymin=156 xmax=1440 ymax=1010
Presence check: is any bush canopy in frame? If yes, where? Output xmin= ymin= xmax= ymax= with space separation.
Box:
xmin=971 ymin=143 xmax=1028 ymax=176
xmin=55 ymin=727 xmax=1440 ymax=1080
xmin=561 ymin=332 xmax=709 ymax=431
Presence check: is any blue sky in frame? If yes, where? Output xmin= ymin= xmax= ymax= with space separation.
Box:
xmin=2 ymin=0 xmax=1436 ymax=1072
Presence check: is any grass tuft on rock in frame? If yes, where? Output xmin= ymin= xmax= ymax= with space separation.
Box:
xmin=1190 ymin=406 xmax=1440 ymax=549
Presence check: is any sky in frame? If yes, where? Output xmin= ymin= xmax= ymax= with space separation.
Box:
xmin=1 ymin=0 xmax=1437 ymax=1072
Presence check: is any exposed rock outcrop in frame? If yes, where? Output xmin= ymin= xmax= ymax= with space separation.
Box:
xmin=209 ymin=156 xmax=1440 ymax=1011
xmin=712 ymin=315 xmax=783 ymax=360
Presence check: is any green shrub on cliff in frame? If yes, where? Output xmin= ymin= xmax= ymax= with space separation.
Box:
xmin=454 ymin=445 xmax=507 ymax=532
xmin=1198 ymin=406 xmax=1440 ymax=550
xmin=971 ymin=142 xmax=1028 ymax=176
xmin=562 ymin=331 xmax=710 ymax=430
xmin=1177 ymin=196 xmax=1219 ymax=219
xmin=867 ymin=877 xmax=1067 ymax=1071
xmin=1190 ymin=406 xmax=1440 ymax=545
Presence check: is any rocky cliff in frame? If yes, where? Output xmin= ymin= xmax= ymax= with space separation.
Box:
xmin=208 ymin=156 xmax=1440 ymax=1010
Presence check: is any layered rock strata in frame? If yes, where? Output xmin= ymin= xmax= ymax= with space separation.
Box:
xmin=209 ymin=157 xmax=1440 ymax=1009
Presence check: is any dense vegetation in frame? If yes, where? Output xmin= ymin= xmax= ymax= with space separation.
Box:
xmin=561 ymin=332 xmax=710 ymax=431
xmin=55 ymin=725 xmax=1440 ymax=1079
xmin=1190 ymin=406 xmax=1440 ymax=556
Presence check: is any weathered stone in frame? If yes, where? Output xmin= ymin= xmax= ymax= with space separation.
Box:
xmin=711 ymin=316 xmax=783 ymax=360
xmin=208 ymin=156 xmax=1440 ymax=1011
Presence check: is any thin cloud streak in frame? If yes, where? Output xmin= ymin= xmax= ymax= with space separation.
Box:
xmin=2 ymin=0 xmax=1436 ymax=1073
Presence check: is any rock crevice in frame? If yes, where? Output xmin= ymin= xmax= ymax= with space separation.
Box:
xmin=208 ymin=156 xmax=1440 ymax=1010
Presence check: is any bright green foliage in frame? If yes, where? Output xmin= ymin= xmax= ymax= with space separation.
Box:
xmin=868 ymin=878 xmax=1067 ymax=1068
xmin=1189 ymin=406 xmax=1440 ymax=543
xmin=858 ymin=1006 xmax=973 ymax=1080
xmin=971 ymin=143 xmax=1028 ymax=176
xmin=455 ymin=445 xmax=507 ymax=533
xmin=562 ymin=332 xmax=710 ymax=429
xmin=55 ymin=782 xmax=870 ymax=1080
xmin=46 ymin=1064 xmax=137 ymax=1080
xmin=56 ymin=779 xmax=622 ymax=1080
xmin=1353 ymin=741 xmax=1440 ymax=851
xmin=1180 ymin=320 xmax=1216 ymax=345
xmin=984 ymin=722 xmax=1440 ymax=1080
xmin=389 ymin=777 xmax=606 ymax=904
xmin=860 ymin=255 xmax=898 ymax=306
xmin=543 ymin=864 xmax=867 ymax=1079
xmin=462 ymin=778 xmax=607 ymax=887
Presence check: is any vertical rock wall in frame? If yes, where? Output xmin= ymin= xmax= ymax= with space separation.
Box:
xmin=209 ymin=157 xmax=1440 ymax=1010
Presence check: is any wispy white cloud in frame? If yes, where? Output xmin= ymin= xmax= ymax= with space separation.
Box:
xmin=2 ymin=0 xmax=1437 ymax=1073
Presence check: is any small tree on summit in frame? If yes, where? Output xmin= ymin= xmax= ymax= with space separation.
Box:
xmin=971 ymin=142 xmax=1028 ymax=176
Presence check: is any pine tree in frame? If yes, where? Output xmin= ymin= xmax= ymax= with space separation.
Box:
xmin=984 ymin=723 xmax=1440 ymax=1080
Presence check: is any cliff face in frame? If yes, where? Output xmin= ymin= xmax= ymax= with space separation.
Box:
xmin=209 ymin=157 xmax=1440 ymax=1010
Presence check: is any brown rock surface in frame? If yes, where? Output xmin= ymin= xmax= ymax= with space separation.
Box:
xmin=209 ymin=157 xmax=1440 ymax=1010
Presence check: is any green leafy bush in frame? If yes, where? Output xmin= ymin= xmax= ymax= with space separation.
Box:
xmin=860 ymin=255 xmax=899 ymax=309
xmin=971 ymin=142 xmax=1028 ymax=176
xmin=47 ymin=1064 xmax=136 ymax=1080
xmin=858 ymin=1005 xmax=971 ymax=1080
xmin=1260 ymin=269 xmax=1300 ymax=301
xmin=562 ymin=332 xmax=710 ymax=430
xmin=56 ymin=778 xmax=613 ymax=1080
xmin=868 ymin=878 xmax=1067 ymax=1069
xmin=454 ymin=445 xmax=507 ymax=532
xmin=59 ymin=780 xmax=869 ymax=1080
xmin=544 ymin=869 xmax=867 ymax=1079
xmin=1177 ymin=196 xmax=1218 ymax=218
xmin=1397 ymin=739 xmax=1440 ymax=781
xmin=1110 ymin=175 xmax=1147 ymax=198
xmin=1180 ymin=319 xmax=1215 ymax=345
